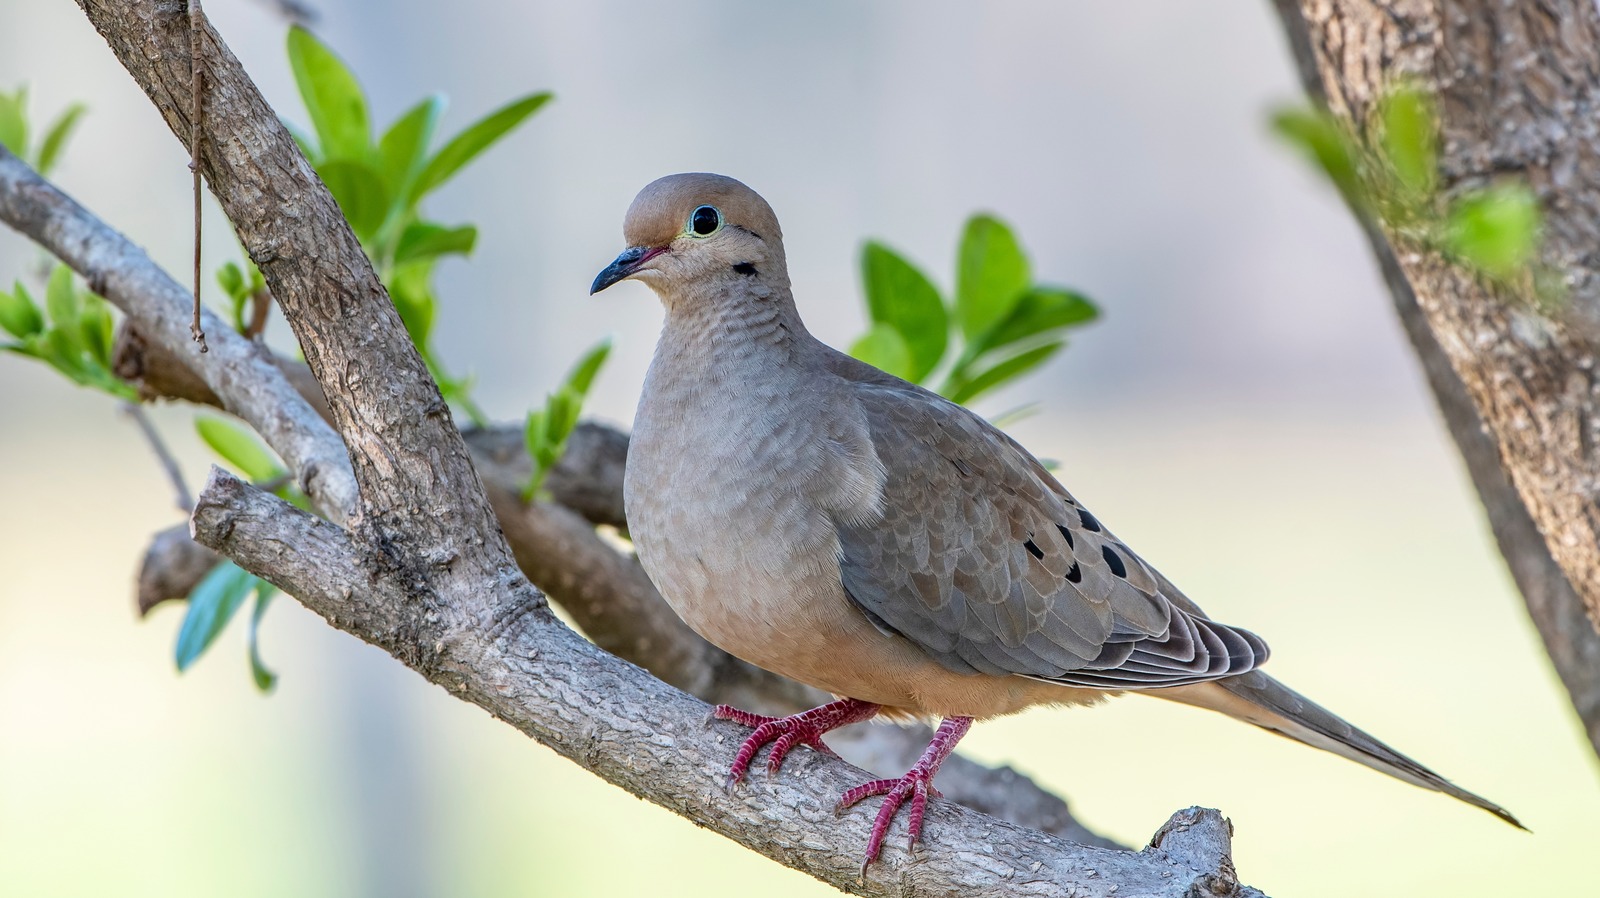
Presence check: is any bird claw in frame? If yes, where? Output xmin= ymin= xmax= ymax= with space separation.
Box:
xmin=712 ymin=698 xmax=880 ymax=787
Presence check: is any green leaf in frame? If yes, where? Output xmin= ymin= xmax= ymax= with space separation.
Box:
xmin=378 ymin=94 xmax=445 ymax=198
xmin=945 ymin=341 xmax=1062 ymax=405
xmin=1270 ymin=107 xmax=1364 ymax=207
xmin=389 ymin=259 xmax=437 ymax=346
xmin=0 ymin=282 xmax=43 ymax=339
xmin=1446 ymin=185 xmax=1541 ymax=278
xmin=78 ymin=294 xmax=114 ymax=368
xmin=175 ymin=561 xmax=256 ymax=673
xmin=563 ymin=338 xmax=611 ymax=397
xmin=286 ymin=26 xmax=370 ymax=161
xmin=35 ymin=102 xmax=85 ymax=176
xmin=216 ymin=261 xmax=245 ymax=300
xmin=247 ymin=582 xmax=278 ymax=693
xmin=972 ymin=287 xmax=1097 ymax=358
xmin=393 ymin=222 xmax=477 ymax=266
xmin=1379 ymin=86 xmax=1436 ymax=199
xmin=0 ymin=87 xmax=27 ymax=158
xmin=196 ymin=416 xmax=283 ymax=482
xmin=849 ymin=322 xmax=915 ymax=381
xmin=317 ymin=159 xmax=390 ymax=240
xmin=860 ymin=241 xmax=947 ymax=382
xmin=410 ymin=92 xmax=551 ymax=202
xmin=45 ymin=264 xmax=78 ymax=326
xmin=956 ymin=215 xmax=1029 ymax=341
xmin=41 ymin=327 xmax=88 ymax=382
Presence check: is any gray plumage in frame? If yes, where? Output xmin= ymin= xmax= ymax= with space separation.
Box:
xmin=596 ymin=172 xmax=1521 ymax=832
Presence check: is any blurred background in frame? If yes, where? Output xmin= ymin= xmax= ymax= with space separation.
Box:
xmin=1 ymin=1 xmax=1595 ymax=895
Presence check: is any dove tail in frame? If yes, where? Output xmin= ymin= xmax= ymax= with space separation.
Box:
xmin=1156 ymin=670 xmax=1524 ymax=829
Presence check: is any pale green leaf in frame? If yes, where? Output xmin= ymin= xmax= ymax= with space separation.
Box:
xmin=849 ymin=322 xmax=915 ymax=381
xmin=860 ymin=241 xmax=947 ymax=382
xmin=286 ymin=26 xmax=370 ymax=161
xmin=956 ymin=214 xmax=1029 ymax=341
xmin=35 ymin=102 xmax=85 ymax=176
xmin=410 ymin=92 xmax=550 ymax=202
xmin=378 ymin=94 xmax=445 ymax=198
xmin=946 ymin=341 xmax=1062 ymax=405
xmin=317 ymin=159 xmax=390 ymax=240
xmin=175 ymin=561 xmax=256 ymax=672
xmin=196 ymin=416 xmax=283 ymax=482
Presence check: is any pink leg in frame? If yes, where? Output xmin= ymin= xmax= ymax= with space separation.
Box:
xmin=837 ymin=716 xmax=973 ymax=867
xmin=713 ymin=697 xmax=881 ymax=785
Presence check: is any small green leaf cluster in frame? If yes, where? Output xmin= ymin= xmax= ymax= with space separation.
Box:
xmin=1273 ymin=86 xmax=1546 ymax=290
xmin=1 ymin=264 xmax=134 ymax=399
xmin=285 ymin=26 xmax=551 ymax=424
xmin=0 ymin=85 xmax=85 ymax=176
xmin=215 ymin=259 xmax=266 ymax=333
xmin=851 ymin=215 xmax=1098 ymax=404
xmin=186 ymin=415 xmax=311 ymax=691
xmin=524 ymin=339 xmax=610 ymax=502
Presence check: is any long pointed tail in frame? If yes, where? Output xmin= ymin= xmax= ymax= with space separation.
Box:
xmin=1157 ymin=670 xmax=1523 ymax=829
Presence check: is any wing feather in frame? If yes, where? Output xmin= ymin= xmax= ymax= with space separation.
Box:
xmin=830 ymin=366 xmax=1268 ymax=690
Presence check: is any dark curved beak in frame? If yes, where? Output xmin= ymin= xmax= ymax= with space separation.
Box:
xmin=590 ymin=245 xmax=664 ymax=295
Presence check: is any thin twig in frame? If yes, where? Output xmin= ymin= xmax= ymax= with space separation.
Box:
xmin=245 ymin=286 xmax=272 ymax=339
xmin=123 ymin=402 xmax=193 ymax=513
xmin=188 ymin=0 xmax=207 ymax=353
xmin=252 ymin=0 xmax=319 ymax=25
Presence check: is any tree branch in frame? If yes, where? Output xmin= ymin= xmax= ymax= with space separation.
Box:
xmin=1270 ymin=0 xmax=1600 ymax=759
xmin=0 ymin=145 xmax=356 ymax=521
xmin=193 ymin=467 xmax=1251 ymax=896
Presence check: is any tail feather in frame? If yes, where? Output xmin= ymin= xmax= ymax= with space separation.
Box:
xmin=1157 ymin=670 xmax=1523 ymax=829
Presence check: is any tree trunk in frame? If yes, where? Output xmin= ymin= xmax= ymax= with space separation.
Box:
xmin=1270 ymin=0 xmax=1600 ymax=757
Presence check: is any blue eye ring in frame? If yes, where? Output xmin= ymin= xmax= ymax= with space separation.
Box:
xmin=688 ymin=204 xmax=723 ymax=237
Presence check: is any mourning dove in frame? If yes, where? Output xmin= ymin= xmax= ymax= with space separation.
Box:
xmin=591 ymin=172 xmax=1520 ymax=865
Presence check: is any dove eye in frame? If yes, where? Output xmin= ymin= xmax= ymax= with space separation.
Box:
xmin=688 ymin=204 xmax=723 ymax=237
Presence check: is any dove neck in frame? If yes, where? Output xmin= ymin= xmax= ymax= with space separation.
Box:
xmin=658 ymin=281 xmax=812 ymax=357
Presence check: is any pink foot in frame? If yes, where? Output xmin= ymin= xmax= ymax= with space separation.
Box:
xmin=714 ymin=697 xmax=881 ymax=785
xmin=837 ymin=716 xmax=973 ymax=868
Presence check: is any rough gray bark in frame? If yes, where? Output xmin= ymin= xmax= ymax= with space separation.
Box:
xmin=1270 ymin=0 xmax=1600 ymax=758
xmin=0 ymin=1 xmax=1267 ymax=892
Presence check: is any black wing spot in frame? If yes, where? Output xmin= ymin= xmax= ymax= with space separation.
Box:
xmin=1023 ymin=538 xmax=1044 ymax=560
xmin=732 ymin=262 xmax=757 ymax=276
xmin=1065 ymin=562 xmax=1082 ymax=583
xmin=949 ymin=457 xmax=972 ymax=477
xmin=1078 ymin=508 xmax=1102 ymax=532
xmin=1101 ymin=545 xmax=1127 ymax=578
xmin=1055 ymin=523 xmax=1074 ymax=550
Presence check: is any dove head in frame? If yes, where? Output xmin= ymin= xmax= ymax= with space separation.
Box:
xmin=590 ymin=173 xmax=788 ymax=303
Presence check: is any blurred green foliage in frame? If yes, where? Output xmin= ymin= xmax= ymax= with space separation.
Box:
xmin=0 ymin=264 xmax=134 ymax=400
xmin=0 ymin=85 xmax=85 ymax=177
xmin=285 ymin=25 xmax=551 ymax=426
xmin=1273 ymin=85 xmax=1548 ymax=295
xmin=851 ymin=214 xmax=1098 ymax=404
xmin=524 ymin=339 xmax=610 ymax=502
xmin=189 ymin=415 xmax=315 ymax=691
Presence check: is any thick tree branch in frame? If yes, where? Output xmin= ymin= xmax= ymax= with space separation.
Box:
xmin=193 ymin=468 xmax=1251 ymax=896
xmin=1271 ymin=0 xmax=1600 ymax=758
xmin=0 ymin=146 xmax=356 ymax=520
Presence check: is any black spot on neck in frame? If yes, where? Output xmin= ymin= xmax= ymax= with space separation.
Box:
xmin=732 ymin=262 xmax=757 ymax=276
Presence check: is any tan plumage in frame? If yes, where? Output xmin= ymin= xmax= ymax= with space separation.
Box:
xmin=592 ymin=173 xmax=1520 ymax=861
